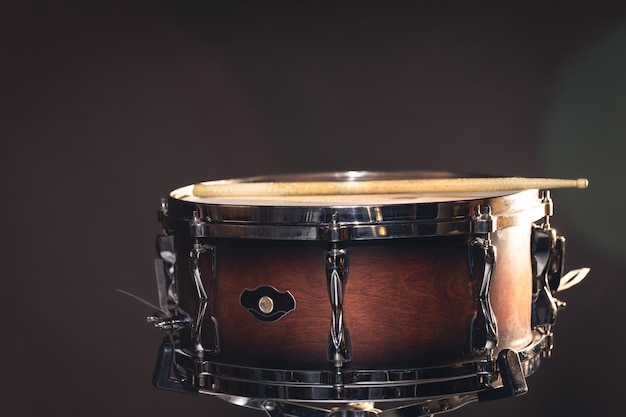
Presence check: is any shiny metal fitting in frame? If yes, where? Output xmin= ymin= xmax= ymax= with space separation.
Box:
xmin=147 ymin=315 xmax=191 ymax=330
xmin=472 ymin=205 xmax=497 ymax=235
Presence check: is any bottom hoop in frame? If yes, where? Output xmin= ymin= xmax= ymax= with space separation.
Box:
xmin=154 ymin=331 xmax=549 ymax=416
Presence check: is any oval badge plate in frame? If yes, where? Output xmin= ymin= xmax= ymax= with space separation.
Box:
xmin=240 ymin=285 xmax=296 ymax=323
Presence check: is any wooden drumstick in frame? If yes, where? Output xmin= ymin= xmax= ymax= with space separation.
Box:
xmin=192 ymin=177 xmax=589 ymax=198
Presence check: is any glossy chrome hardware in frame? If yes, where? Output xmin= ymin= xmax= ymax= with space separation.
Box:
xmin=531 ymin=226 xmax=561 ymax=328
xmin=527 ymin=191 xmax=590 ymax=356
xmin=190 ymin=209 xmax=209 ymax=238
xmin=259 ymin=296 xmax=274 ymax=314
xmin=477 ymin=349 xmax=528 ymax=402
xmin=326 ymin=242 xmax=351 ymax=369
xmin=147 ymin=315 xmax=191 ymax=331
xmin=472 ymin=205 xmax=497 ymax=235
xmin=192 ymin=331 xmax=548 ymax=402
xmin=147 ymin=233 xmax=191 ymax=331
xmin=531 ymin=191 xmax=565 ymax=329
xmin=189 ymin=239 xmax=220 ymax=357
xmin=155 ymin=234 xmax=178 ymax=312
xmin=189 ymin=241 xmax=208 ymax=349
xmin=183 ymin=332 xmax=550 ymax=415
xmin=186 ymin=212 xmax=220 ymax=389
xmin=469 ymin=205 xmax=498 ymax=354
xmin=167 ymin=189 xmax=551 ymax=241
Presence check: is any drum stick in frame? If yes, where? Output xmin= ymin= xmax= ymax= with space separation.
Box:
xmin=192 ymin=177 xmax=589 ymax=198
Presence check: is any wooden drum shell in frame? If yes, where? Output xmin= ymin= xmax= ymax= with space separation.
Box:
xmin=173 ymin=224 xmax=533 ymax=370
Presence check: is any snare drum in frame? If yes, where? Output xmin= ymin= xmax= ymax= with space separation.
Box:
xmin=148 ymin=171 xmax=583 ymax=416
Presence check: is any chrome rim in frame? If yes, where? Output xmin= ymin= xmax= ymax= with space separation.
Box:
xmin=164 ymin=172 xmax=549 ymax=241
xmin=187 ymin=332 xmax=548 ymax=402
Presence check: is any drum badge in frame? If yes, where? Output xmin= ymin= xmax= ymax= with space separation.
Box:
xmin=240 ymin=285 xmax=296 ymax=322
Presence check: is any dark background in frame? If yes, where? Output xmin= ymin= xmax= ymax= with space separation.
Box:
xmin=3 ymin=1 xmax=625 ymax=416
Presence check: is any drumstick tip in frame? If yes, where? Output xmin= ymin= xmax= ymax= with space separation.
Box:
xmin=577 ymin=178 xmax=589 ymax=189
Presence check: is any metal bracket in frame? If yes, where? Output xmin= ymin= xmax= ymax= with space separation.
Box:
xmin=478 ymin=349 xmax=528 ymax=402
xmin=468 ymin=236 xmax=498 ymax=353
xmin=531 ymin=224 xmax=566 ymax=328
xmin=155 ymin=234 xmax=178 ymax=313
xmin=189 ymin=239 xmax=220 ymax=355
xmin=322 ymin=212 xmax=351 ymax=242
xmin=325 ymin=245 xmax=351 ymax=370
xmin=468 ymin=204 xmax=498 ymax=355
xmin=472 ymin=205 xmax=497 ymax=234
xmin=148 ymin=233 xmax=192 ymax=331
xmin=186 ymin=211 xmax=221 ymax=388
xmin=152 ymin=338 xmax=198 ymax=395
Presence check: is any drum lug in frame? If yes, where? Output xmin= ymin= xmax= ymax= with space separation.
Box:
xmin=468 ymin=234 xmax=498 ymax=354
xmin=531 ymin=220 xmax=565 ymax=328
xmin=189 ymin=238 xmax=220 ymax=356
xmin=531 ymin=191 xmax=590 ymax=333
xmin=326 ymin=245 xmax=352 ymax=369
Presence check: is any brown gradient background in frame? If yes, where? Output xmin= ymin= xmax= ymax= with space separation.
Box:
xmin=2 ymin=1 xmax=625 ymax=416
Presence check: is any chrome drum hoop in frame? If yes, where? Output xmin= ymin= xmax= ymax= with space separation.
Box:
xmin=164 ymin=174 xmax=551 ymax=241
xmin=191 ymin=332 xmax=548 ymax=403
